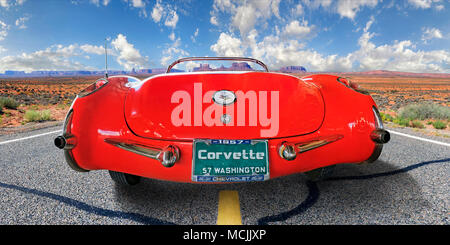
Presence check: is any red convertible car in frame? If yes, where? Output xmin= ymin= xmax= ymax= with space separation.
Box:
xmin=55 ymin=57 xmax=390 ymax=185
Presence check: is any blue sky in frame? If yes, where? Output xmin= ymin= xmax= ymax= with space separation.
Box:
xmin=0 ymin=0 xmax=449 ymax=73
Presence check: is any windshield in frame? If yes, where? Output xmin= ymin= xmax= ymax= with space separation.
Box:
xmin=166 ymin=57 xmax=269 ymax=73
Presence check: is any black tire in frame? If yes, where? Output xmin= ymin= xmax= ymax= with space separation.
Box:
xmin=108 ymin=171 xmax=141 ymax=186
xmin=304 ymin=165 xmax=336 ymax=182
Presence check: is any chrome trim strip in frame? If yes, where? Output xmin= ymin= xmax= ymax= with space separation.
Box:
xmin=104 ymin=139 xmax=161 ymax=160
xmin=295 ymin=135 xmax=344 ymax=154
xmin=166 ymin=57 xmax=269 ymax=73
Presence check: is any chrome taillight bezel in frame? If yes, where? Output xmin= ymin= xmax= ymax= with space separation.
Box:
xmin=78 ymin=78 xmax=109 ymax=98
xmin=372 ymin=106 xmax=384 ymax=129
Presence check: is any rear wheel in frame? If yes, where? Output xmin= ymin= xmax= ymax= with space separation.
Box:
xmin=304 ymin=165 xmax=336 ymax=182
xmin=108 ymin=171 xmax=141 ymax=186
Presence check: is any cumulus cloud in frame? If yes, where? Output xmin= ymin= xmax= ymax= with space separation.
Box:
xmin=282 ymin=20 xmax=314 ymax=39
xmin=336 ymin=0 xmax=379 ymax=20
xmin=0 ymin=44 xmax=95 ymax=73
xmin=421 ymin=27 xmax=443 ymax=43
xmin=111 ymin=34 xmax=148 ymax=70
xmin=80 ymin=44 xmax=105 ymax=55
xmin=210 ymin=16 xmax=450 ymax=73
xmin=211 ymin=0 xmax=282 ymax=37
xmin=150 ymin=1 xmax=179 ymax=28
xmin=210 ymin=33 xmax=245 ymax=57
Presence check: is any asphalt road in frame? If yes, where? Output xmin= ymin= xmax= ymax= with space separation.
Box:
xmin=0 ymin=125 xmax=448 ymax=225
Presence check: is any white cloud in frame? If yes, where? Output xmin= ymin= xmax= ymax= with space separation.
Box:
xmin=0 ymin=45 xmax=6 ymax=53
xmin=210 ymin=33 xmax=245 ymax=57
xmin=169 ymin=32 xmax=175 ymax=41
xmin=301 ymin=0 xmax=333 ymax=9
xmin=15 ymin=15 xmax=30 ymax=29
xmin=352 ymin=22 xmax=450 ymax=72
xmin=363 ymin=16 xmax=375 ymax=33
xmin=336 ymin=0 xmax=379 ymax=20
xmin=80 ymin=44 xmax=105 ymax=55
xmin=0 ymin=20 xmax=9 ymax=41
xmin=111 ymin=34 xmax=148 ymax=70
xmin=151 ymin=1 xmax=164 ymax=22
xmin=160 ymin=38 xmax=189 ymax=66
xmin=191 ymin=28 xmax=199 ymax=42
xmin=434 ymin=4 xmax=444 ymax=11
xmin=282 ymin=20 xmax=313 ymax=39
xmin=211 ymin=0 xmax=282 ymax=37
xmin=0 ymin=44 xmax=95 ymax=73
xmin=89 ymin=0 xmax=110 ymax=6
xmin=164 ymin=9 xmax=179 ymax=28
xmin=294 ymin=3 xmax=304 ymax=16
xmin=301 ymin=0 xmax=379 ymax=20
xmin=0 ymin=0 xmax=26 ymax=8
xmin=210 ymin=14 xmax=450 ymax=73
xmin=151 ymin=1 xmax=179 ymax=29
xmin=407 ymin=0 xmax=437 ymax=9
xmin=422 ymin=27 xmax=443 ymax=42
xmin=210 ymin=15 xmax=219 ymax=25
xmin=125 ymin=0 xmax=145 ymax=8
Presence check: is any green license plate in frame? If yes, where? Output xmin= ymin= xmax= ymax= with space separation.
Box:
xmin=192 ymin=139 xmax=269 ymax=182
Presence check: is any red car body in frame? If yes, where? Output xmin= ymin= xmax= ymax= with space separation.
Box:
xmin=55 ymin=57 xmax=389 ymax=184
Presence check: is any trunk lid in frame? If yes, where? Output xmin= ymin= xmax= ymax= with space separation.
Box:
xmin=124 ymin=72 xmax=324 ymax=140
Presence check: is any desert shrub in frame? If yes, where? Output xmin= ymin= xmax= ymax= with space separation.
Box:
xmin=0 ymin=97 xmax=19 ymax=110
xmin=398 ymin=103 xmax=450 ymax=120
xmin=393 ymin=116 xmax=410 ymax=127
xmin=24 ymin=110 xmax=52 ymax=122
xmin=432 ymin=120 xmax=447 ymax=130
xmin=411 ymin=120 xmax=424 ymax=129
xmin=380 ymin=112 xmax=394 ymax=122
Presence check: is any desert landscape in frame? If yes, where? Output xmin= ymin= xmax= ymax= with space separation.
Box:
xmin=0 ymin=72 xmax=449 ymax=135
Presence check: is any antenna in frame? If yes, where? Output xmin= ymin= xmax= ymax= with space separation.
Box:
xmin=104 ymin=37 xmax=109 ymax=78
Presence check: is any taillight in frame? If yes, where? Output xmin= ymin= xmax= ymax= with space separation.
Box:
xmin=78 ymin=78 xmax=108 ymax=97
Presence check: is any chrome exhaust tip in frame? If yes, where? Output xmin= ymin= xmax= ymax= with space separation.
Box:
xmin=370 ymin=129 xmax=390 ymax=144
xmin=54 ymin=136 xmax=66 ymax=149
xmin=54 ymin=135 xmax=77 ymax=150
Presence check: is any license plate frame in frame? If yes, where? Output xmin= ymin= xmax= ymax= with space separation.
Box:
xmin=192 ymin=139 xmax=269 ymax=182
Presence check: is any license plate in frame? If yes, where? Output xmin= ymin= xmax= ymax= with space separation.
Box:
xmin=192 ymin=139 xmax=269 ymax=182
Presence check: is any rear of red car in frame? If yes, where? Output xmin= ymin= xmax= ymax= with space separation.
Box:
xmin=55 ymin=69 xmax=389 ymax=183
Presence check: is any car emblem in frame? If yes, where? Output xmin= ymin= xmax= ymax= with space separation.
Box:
xmin=220 ymin=114 xmax=232 ymax=124
xmin=213 ymin=90 xmax=236 ymax=106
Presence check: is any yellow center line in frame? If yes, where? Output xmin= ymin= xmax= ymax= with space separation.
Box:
xmin=217 ymin=190 xmax=242 ymax=225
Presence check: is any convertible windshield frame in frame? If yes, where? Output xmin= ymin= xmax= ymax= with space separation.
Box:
xmin=166 ymin=57 xmax=269 ymax=73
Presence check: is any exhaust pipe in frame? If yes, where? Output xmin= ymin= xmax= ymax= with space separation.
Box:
xmin=370 ymin=129 xmax=390 ymax=144
xmin=54 ymin=135 xmax=77 ymax=150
